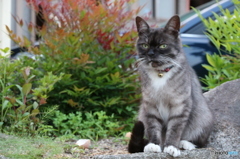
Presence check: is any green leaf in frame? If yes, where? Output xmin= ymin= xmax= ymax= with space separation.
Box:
xmin=2 ymin=100 xmax=9 ymax=110
xmin=23 ymin=112 xmax=30 ymax=117
xmin=16 ymin=99 xmax=24 ymax=106
xmin=202 ymin=64 xmax=215 ymax=72
xmin=17 ymin=105 xmax=26 ymax=111
xmin=0 ymin=47 xmax=10 ymax=53
xmin=95 ymin=67 xmax=107 ymax=74
xmin=31 ymin=109 xmax=39 ymax=116
xmin=22 ymin=83 xmax=32 ymax=96
xmin=2 ymin=84 xmax=16 ymax=95
xmin=206 ymin=54 xmax=216 ymax=67
xmin=15 ymin=84 xmax=23 ymax=93
xmin=222 ymin=69 xmax=230 ymax=78
xmin=33 ymin=102 xmax=39 ymax=109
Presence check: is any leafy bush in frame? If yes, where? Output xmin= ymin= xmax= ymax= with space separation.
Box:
xmin=5 ymin=0 xmax=141 ymax=137
xmin=52 ymin=110 xmax=123 ymax=140
xmin=0 ymin=48 xmax=62 ymax=135
xmin=201 ymin=53 xmax=240 ymax=89
xmin=195 ymin=0 xmax=240 ymax=90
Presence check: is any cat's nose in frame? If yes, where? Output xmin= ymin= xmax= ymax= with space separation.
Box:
xmin=148 ymin=50 xmax=155 ymax=57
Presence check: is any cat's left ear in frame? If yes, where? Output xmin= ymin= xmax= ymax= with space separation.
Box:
xmin=165 ymin=15 xmax=180 ymax=34
xmin=136 ymin=16 xmax=150 ymax=34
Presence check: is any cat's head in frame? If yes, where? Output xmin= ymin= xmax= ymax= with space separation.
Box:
xmin=135 ymin=15 xmax=182 ymax=69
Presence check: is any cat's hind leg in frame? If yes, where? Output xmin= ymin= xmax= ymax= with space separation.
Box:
xmin=128 ymin=121 xmax=149 ymax=153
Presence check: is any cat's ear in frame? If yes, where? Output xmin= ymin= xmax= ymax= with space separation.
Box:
xmin=136 ymin=16 xmax=150 ymax=34
xmin=165 ymin=15 xmax=180 ymax=32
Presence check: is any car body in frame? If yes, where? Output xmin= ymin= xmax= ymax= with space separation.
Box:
xmin=10 ymin=46 xmax=35 ymax=60
xmin=179 ymin=0 xmax=235 ymax=78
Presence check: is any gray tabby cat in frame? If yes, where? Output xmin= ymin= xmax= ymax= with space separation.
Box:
xmin=128 ymin=15 xmax=214 ymax=157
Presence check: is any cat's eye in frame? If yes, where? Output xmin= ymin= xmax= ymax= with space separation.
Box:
xmin=141 ymin=44 xmax=149 ymax=49
xmin=159 ymin=44 xmax=168 ymax=49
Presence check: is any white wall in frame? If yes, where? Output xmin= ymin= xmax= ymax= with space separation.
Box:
xmin=178 ymin=0 xmax=190 ymax=15
xmin=137 ymin=0 xmax=153 ymax=17
xmin=155 ymin=0 xmax=176 ymax=20
xmin=0 ymin=0 xmax=12 ymax=55
xmin=14 ymin=0 xmax=32 ymax=44
xmin=133 ymin=0 xmax=190 ymax=20
xmin=0 ymin=0 xmax=33 ymax=56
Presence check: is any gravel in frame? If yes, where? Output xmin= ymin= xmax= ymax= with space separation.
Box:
xmin=65 ymin=138 xmax=129 ymax=159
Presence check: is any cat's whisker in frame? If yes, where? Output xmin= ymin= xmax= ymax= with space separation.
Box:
xmin=136 ymin=58 xmax=145 ymax=63
xmin=138 ymin=61 xmax=146 ymax=67
xmin=170 ymin=59 xmax=182 ymax=69
xmin=135 ymin=58 xmax=146 ymax=68
xmin=162 ymin=56 xmax=182 ymax=69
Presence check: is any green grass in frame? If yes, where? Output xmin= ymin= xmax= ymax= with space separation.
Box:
xmin=0 ymin=134 xmax=66 ymax=159
xmin=0 ymin=133 xmax=129 ymax=158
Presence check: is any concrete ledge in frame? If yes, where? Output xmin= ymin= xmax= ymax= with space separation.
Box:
xmin=93 ymin=148 xmax=216 ymax=159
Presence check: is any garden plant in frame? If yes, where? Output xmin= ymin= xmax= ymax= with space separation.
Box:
xmin=1 ymin=0 xmax=141 ymax=139
xmin=195 ymin=0 xmax=240 ymax=90
xmin=1 ymin=0 xmax=240 ymax=158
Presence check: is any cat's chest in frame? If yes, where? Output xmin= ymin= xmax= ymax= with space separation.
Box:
xmin=147 ymin=98 xmax=170 ymax=122
xmin=146 ymin=70 xmax=174 ymax=122
xmin=147 ymin=69 xmax=173 ymax=91
xmin=157 ymin=103 xmax=170 ymax=122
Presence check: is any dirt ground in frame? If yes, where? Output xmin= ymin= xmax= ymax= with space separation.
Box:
xmin=62 ymin=138 xmax=129 ymax=159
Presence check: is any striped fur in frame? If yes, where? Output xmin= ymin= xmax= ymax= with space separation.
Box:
xmin=128 ymin=15 xmax=213 ymax=156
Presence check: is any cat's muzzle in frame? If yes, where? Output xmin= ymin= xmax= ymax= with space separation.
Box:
xmin=149 ymin=61 xmax=165 ymax=68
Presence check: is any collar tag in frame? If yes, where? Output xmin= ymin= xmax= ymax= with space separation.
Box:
xmin=158 ymin=73 xmax=164 ymax=77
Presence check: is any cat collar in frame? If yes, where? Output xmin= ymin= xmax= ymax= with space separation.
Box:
xmin=158 ymin=65 xmax=174 ymax=77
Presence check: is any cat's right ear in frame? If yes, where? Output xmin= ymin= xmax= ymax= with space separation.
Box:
xmin=136 ymin=16 xmax=149 ymax=34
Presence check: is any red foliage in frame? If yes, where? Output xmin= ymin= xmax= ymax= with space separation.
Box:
xmin=26 ymin=0 xmax=140 ymax=52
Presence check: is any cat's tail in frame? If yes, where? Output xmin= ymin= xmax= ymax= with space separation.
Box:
xmin=128 ymin=121 xmax=148 ymax=153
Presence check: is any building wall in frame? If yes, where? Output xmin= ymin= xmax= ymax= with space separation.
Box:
xmin=14 ymin=0 xmax=34 ymax=45
xmin=155 ymin=0 xmax=176 ymax=20
xmin=0 ymin=0 xmax=34 ymax=55
xmin=130 ymin=0 xmax=190 ymax=26
xmin=0 ymin=0 xmax=12 ymax=54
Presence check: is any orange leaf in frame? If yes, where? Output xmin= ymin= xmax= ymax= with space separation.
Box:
xmin=5 ymin=25 xmax=12 ymax=34
xmin=19 ymin=19 xmax=23 ymax=27
xmin=40 ymin=98 xmax=47 ymax=105
xmin=67 ymin=99 xmax=78 ymax=107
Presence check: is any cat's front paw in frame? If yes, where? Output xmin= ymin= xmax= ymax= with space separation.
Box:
xmin=144 ymin=143 xmax=161 ymax=153
xmin=179 ymin=140 xmax=196 ymax=150
xmin=164 ymin=145 xmax=180 ymax=157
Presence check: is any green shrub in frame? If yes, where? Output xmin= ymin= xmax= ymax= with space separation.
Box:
xmin=5 ymin=0 xmax=141 ymax=138
xmin=201 ymin=53 xmax=240 ymax=89
xmin=195 ymin=0 xmax=240 ymax=90
xmin=52 ymin=110 xmax=123 ymax=140
xmin=0 ymin=49 xmax=62 ymax=135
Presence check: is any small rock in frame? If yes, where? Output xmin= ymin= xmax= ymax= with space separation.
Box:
xmin=125 ymin=132 xmax=132 ymax=139
xmin=76 ymin=139 xmax=91 ymax=149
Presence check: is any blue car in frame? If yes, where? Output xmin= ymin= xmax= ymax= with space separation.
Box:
xmin=180 ymin=0 xmax=235 ymax=79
